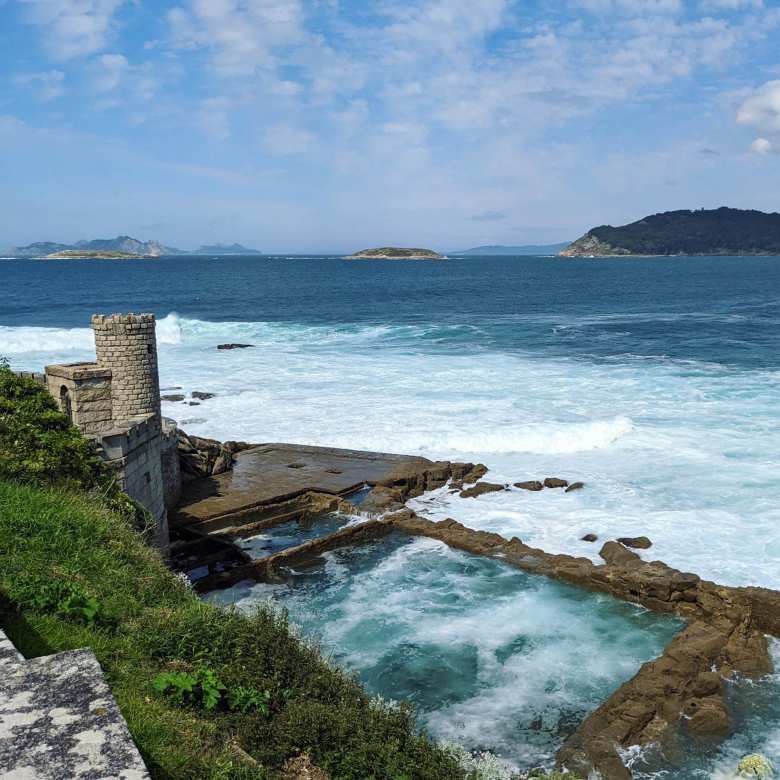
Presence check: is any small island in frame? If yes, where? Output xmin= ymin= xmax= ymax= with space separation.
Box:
xmin=42 ymin=250 xmax=150 ymax=260
xmin=345 ymin=247 xmax=446 ymax=260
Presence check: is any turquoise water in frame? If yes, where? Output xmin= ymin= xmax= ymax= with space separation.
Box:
xmin=208 ymin=531 xmax=681 ymax=769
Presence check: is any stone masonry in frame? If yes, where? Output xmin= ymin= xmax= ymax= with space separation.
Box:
xmin=0 ymin=629 xmax=150 ymax=779
xmin=44 ymin=314 xmax=179 ymax=549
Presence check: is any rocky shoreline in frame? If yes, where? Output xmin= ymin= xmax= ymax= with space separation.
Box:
xmin=166 ymin=441 xmax=780 ymax=779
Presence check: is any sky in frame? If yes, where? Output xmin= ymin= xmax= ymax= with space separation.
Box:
xmin=2 ymin=0 xmax=780 ymax=253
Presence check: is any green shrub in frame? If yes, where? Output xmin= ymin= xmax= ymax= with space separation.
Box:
xmin=0 ymin=361 xmax=152 ymax=535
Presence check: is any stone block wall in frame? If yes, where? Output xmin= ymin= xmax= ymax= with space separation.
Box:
xmin=91 ymin=314 xmax=161 ymax=423
xmin=96 ymin=417 xmax=169 ymax=549
xmin=44 ymin=363 xmax=114 ymax=435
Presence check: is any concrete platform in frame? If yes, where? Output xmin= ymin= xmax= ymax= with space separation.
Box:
xmin=173 ymin=443 xmax=440 ymax=527
xmin=0 ymin=629 xmax=149 ymax=780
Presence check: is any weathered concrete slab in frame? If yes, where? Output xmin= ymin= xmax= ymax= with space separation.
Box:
xmin=173 ymin=443 xmax=462 ymax=528
xmin=0 ymin=630 xmax=149 ymax=779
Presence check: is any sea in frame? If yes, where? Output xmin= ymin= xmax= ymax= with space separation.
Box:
xmin=3 ymin=253 xmax=780 ymax=776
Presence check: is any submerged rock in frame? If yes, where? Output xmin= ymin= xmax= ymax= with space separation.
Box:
xmin=618 ymin=536 xmax=652 ymax=549
xmin=582 ymin=533 xmax=598 ymax=543
xmin=191 ymin=391 xmax=215 ymax=400
xmin=217 ymin=343 xmax=253 ymax=350
xmin=565 ymin=481 xmax=585 ymax=492
xmin=459 ymin=482 xmax=507 ymax=499
xmin=515 ymin=480 xmax=544 ymax=491
xmin=161 ymin=394 xmax=185 ymax=402
xmin=544 ymin=477 xmax=569 ymax=489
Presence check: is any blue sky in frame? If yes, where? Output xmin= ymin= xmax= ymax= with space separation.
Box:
xmin=2 ymin=0 xmax=780 ymax=252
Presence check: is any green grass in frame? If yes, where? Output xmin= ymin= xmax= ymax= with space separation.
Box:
xmin=0 ymin=480 xmax=465 ymax=779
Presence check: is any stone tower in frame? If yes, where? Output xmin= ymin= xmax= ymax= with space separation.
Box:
xmin=91 ymin=313 xmax=161 ymax=423
xmin=44 ymin=313 xmax=178 ymax=550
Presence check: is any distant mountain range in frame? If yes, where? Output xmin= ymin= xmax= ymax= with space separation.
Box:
xmin=561 ymin=208 xmax=780 ymax=257
xmin=7 ymin=236 xmax=263 ymax=257
xmin=452 ymin=243 xmax=570 ymax=255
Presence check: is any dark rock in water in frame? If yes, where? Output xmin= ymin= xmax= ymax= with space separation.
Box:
xmin=217 ymin=343 xmax=254 ymax=350
xmin=191 ymin=391 xmax=215 ymax=400
xmin=161 ymin=386 xmax=182 ymax=391
xmin=361 ymin=485 xmax=406 ymax=514
xmin=618 ymin=536 xmax=652 ymax=549
xmin=161 ymin=394 xmax=185 ymax=402
xmin=565 ymin=481 xmax=585 ymax=492
xmin=461 ymin=464 xmax=488 ymax=484
xmin=599 ymin=541 xmax=641 ymax=566
xmin=582 ymin=533 xmax=598 ymax=542
xmin=187 ymin=401 xmax=200 ymax=406
xmin=459 ymin=482 xmax=507 ymax=498
xmin=544 ymin=477 xmax=569 ymax=488
xmin=685 ymin=697 xmax=730 ymax=736
xmin=514 ymin=480 xmax=543 ymax=491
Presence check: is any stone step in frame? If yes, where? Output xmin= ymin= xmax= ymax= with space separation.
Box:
xmin=0 ymin=631 xmax=150 ymax=779
xmin=0 ymin=629 xmax=23 ymax=671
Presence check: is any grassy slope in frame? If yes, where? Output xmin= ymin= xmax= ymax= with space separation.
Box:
xmin=0 ymin=480 xmax=463 ymax=779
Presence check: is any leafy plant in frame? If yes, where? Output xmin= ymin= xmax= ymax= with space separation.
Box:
xmin=153 ymin=671 xmax=198 ymax=705
xmin=227 ymin=685 xmax=271 ymax=715
xmin=13 ymin=577 xmax=104 ymax=627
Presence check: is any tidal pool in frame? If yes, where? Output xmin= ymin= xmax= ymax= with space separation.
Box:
xmin=208 ymin=529 xmax=681 ymax=768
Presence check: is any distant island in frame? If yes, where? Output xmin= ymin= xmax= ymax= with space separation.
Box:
xmin=452 ymin=243 xmax=570 ymax=256
xmin=561 ymin=207 xmax=780 ymax=257
xmin=195 ymin=243 xmax=263 ymax=255
xmin=8 ymin=235 xmax=263 ymax=258
xmin=346 ymin=247 xmax=446 ymax=260
xmin=43 ymin=249 xmax=148 ymax=260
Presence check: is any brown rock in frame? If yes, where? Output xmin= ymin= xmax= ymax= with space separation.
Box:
xmin=514 ymin=480 xmax=543 ymax=491
xmin=191 ymin=391 xmax=215 ymax=400
xmin=692 ymin=672 xmax=722 ymax=698
xmin=161 ymin=394 xmax=185 ymax=402
xmin=599 ymin=541 xmax=641 ymax=566
xmin=565 ymin=481 xmax=585 ymax=492
xmin=544 ymin=477 xmax=569 ymax=488
xmin=582 ymin=533 xmax=598 ymax=542
xmin=685 ymin=697 xmax=730 ymax=736
xmin=459 ymin=482 xmax=507 ymax=499
xmin=461 ymin=464 xmax=488 ymax=484
xmin=618 ymin=536 xmax=652 ymax=549
xmin=361 ymin=485 xmax=405 ymax=514
xmin=217 ymin=343 xmax=254 ymax=350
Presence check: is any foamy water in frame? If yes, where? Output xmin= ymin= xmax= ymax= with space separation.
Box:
xmin=5 ymin=311 xmax=780 ymax=590
xmin=207 ymin=533 xmax=681 ymax=769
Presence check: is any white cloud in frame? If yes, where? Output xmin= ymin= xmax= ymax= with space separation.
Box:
xmin=14 ymin=70 xmax=65 ymax=100
xmin=19 ymin=0 xmax=124 ymax=59
xmin=168 ymin=0 xmax=304 ymax=76
xmin=737 ymin=80 xmax=780 ymax=133
xmin=262 ymin=123 xmax=315 ymax=155
xmin=751 ymin=137 xmax=772 ymax=154
xmin=92 ymin=53 xmax=128 ymax=92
